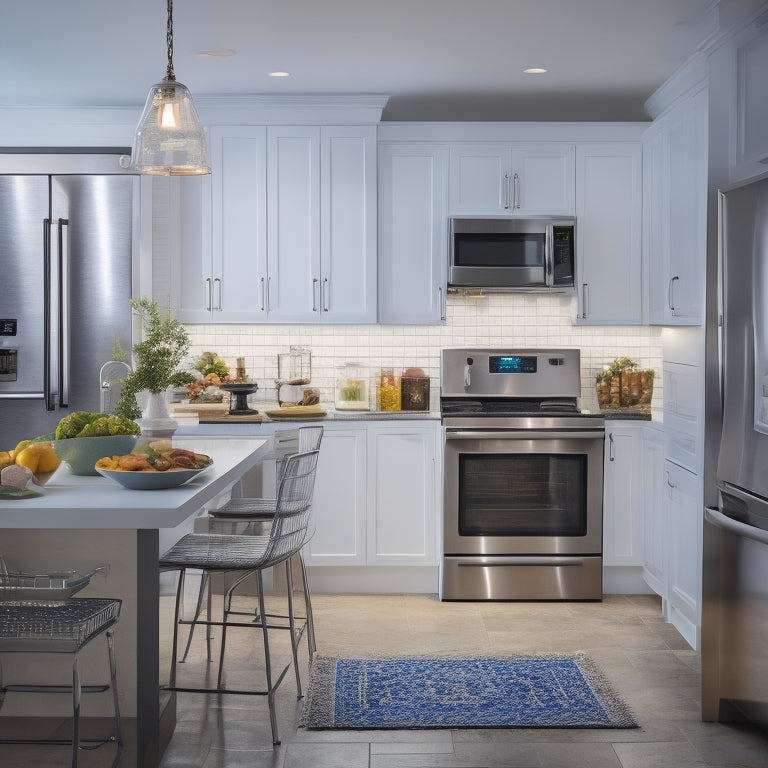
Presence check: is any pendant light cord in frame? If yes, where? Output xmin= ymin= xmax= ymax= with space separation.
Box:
xmin=165 ymin=0 xmax=176 ymax=82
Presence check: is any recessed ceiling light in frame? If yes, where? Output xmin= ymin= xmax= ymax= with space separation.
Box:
xmin=523 ymin=67 xmax=547 ymax=74
xmin=269 ymin=71 xmax=291 ymax=78
xmin=197 ymin=49 xmax=236 ymax=58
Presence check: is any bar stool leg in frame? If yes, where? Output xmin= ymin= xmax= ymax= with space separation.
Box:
xmin=297 ymin=552 xmax=316 ymax=659
xmin=284 ymin=560 xmax=302 ymax=697
xmin=169 ymin=568 xmax=185 ymax=688
xmin=106 ymin=629 xmax=123 ymax=757
xmin=70 ymin=656 xmax=81 ymax=768
xmin=256 ymin=569 xmax=280 ymax=745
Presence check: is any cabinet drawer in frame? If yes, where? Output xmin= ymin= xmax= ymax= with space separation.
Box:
xmin=663 ymin=362 xmax=701 ymax=427
xmin=665 ymin=427 xmax=701 ymax=475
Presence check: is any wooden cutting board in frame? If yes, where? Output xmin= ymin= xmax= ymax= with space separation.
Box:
xmin=198 ymin=412 xmax=263 ymax=423
xmin=265 ymin=405 xmax=326 ymax=420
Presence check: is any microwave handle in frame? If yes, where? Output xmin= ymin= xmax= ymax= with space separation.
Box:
xmin=545 ymin=224 xmax=554 ymax=286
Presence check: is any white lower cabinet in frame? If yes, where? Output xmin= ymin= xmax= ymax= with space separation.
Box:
xmin=603 ymin=422 xmax=644 ymax=568
xmin=305 ymin=427 xmax=367 ymax=565
xmin=304 ymin=422 xmax=439 ymax=568
xmin=641 ymin=425 xmax=666 ymax=597
xmin=664 ymin=459 xmax=702 ymax=650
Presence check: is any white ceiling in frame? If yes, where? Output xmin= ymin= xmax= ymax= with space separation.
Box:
xmin=1 ymin=0 xmax=720 ymax=121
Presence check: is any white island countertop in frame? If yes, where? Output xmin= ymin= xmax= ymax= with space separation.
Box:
xmin=0 ymin=436 xmax=270 ymax=529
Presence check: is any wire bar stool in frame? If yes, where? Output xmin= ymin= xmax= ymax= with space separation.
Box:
xmin=0 ymin=596 xmax=122 ymax=768
xmin=159 ymin=449 xmax=319 ymax=745
xmin=181 ymin=426 xmax=323 ymax=665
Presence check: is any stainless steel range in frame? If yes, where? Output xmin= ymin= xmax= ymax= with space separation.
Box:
xmin=440 ymin=348 xmax=605 ymax=601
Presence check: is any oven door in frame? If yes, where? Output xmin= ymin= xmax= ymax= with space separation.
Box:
xmin=443 ymin=428 xmax=604 ymax=556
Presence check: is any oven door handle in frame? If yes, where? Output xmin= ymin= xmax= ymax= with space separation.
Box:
xmin=444 ymin=429 xmax=604 ymax=440
xmin=454 ymin=556 xmax=587 ymax=567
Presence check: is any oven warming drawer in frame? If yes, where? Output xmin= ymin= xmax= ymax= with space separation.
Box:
xmin=441 ymin=555 xmax=603 ymax=601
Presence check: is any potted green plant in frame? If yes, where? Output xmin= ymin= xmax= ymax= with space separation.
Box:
xmin=114 ymin=298 xmax=195 ymax=422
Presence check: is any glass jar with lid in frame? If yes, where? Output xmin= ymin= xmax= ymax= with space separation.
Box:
xmin=335 ymin=363 xmax=370 ymax=410
xmin=377 ymin=367 xmax=401 ymax=411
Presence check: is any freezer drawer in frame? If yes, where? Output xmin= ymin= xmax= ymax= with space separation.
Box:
xmin=441 ymin=555 xmax=602 ymax=601
xmin=703 ymin=505 xmax=768 ymax=730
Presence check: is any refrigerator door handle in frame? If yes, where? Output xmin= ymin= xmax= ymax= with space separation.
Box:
xmin=705 ymin=506 xmax=768 ymax=547
xmin=43 ymin=217 xmax=55 ymax=410
xmin=58 ymin=217 xmax=70 ymax=408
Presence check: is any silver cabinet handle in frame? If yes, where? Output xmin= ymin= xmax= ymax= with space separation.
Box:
xmin=513 ymin=172 xmax=520 ymax=209
xmin=57 ymin=218 xmax=70 ymax=408
xmin=581 ymin=283 xmax=589 ymax=318
xmin=668 ymin=275 xmax=679 ymax=313
xmin=439 ymin=285 xmax=446 ymax=322
xmin=43 ymin=218 xmax=55 ymax=410
xmin=322 ymin=277 xmax=330 ymax=312
xmin=259 ymin=277 xmax=266 ymax=312
xmin=213 ymin=278 xmax=222 ymax=312
xmin=665 ymin=470 xmax=676 ymax=489
xmin=312 ymin=278 xmax=319 ymax=312
xmin=205 ymin=277 xmax=212 ymax=312
xmin=608 ymin=432 xmax=615 ymax=461
xmin=266 ymin=276 xmax=271 ymax=313
xmin=503 ymin=173 xmax=510 ymax=209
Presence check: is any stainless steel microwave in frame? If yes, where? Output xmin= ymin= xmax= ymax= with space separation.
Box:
xmin=448 ymin=217 xmax=576 ymax=292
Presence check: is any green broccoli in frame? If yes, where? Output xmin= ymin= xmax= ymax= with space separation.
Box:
xmin=54 ymin=411 xmax=141 ymax=438
xmin=77 ymin=417 xmax=112 ymax=438
xmin=106 ymin=416 xmax=141 ymax=436
xmin=54 ymin=411 xmax=101 ymax=439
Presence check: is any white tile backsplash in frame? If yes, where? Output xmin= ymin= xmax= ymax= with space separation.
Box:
xmin=182 ymin=293 xmax=663 ymax=412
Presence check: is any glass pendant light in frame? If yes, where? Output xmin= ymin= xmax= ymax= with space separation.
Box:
xmin=131 ymin=0 xmax=210 ymax=175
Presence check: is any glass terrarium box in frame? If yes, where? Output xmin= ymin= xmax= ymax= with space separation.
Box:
xmin=335 ymin=363 xmax=370 ymax=410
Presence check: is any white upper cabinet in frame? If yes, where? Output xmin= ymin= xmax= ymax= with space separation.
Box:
xmin=448 ymin=144 xmax=575 ymax=216
xmin=175 ymin=124 xmax=376 ymax=324
xmin=574 ymin=143 xmax=643 ymax=324
xmin=645 ymin=87 xmax=708 ymax=325
xmin=378 ymin=143 xmax=447 ymax=324
xmin=175 ymin=126 xmax=268 ymax=323
xmin=267 ymin=126 xmax=377 ymax=323
xmin=729 ymin=15 xmax=768 ymax=182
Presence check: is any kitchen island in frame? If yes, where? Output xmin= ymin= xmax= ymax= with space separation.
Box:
xmin=0 ymin=436 xmax=269 ymax=768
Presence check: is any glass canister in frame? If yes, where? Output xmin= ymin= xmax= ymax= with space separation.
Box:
xmin=335 ymin=363 xmax=370 ymax=410
xmin=377 ymin=367 xmax=401 ymax=411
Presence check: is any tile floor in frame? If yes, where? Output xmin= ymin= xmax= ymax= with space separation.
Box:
xmin=157 ymin=590 xmax=768 ymax=768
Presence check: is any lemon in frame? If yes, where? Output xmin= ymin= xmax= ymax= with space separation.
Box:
xmin=15 ymin=442 xmax=61 ymax=474
xmin=9 ymin=439 xmax=33 ymax=462
xmin=0 ymin=450 xmax=12 ymax=471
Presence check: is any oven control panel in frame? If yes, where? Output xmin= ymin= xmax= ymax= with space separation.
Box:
xmin=441 ymin=348 xmax=580 ymax=399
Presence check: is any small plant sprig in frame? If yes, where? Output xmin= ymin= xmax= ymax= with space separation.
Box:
xmin=114 ymin=298 xmax=195 ymax=420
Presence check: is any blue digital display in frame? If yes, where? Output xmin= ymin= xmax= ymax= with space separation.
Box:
xmin=489 ymin=355 xmax=537 ymax=374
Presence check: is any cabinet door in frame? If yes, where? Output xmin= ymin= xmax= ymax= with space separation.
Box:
xmin=320 ymin=127 xmax=377 ymax=323
xmin=266 ymin=126 xmax=321 ymax=322
xmin=449 ymin=144 xmax=509 ymax=213
xmin=511 ymin=145 xmax=575 ymax=215
xmin=209 ymin=126 xmax=268 ymax=322
xmin=174 ymin=174 xmax=214 ymax=323
xmin=305 ymin=429 xmax=367 ymax=566
xmin=647 ymin=90 xmax=707 ymax=325
xmin=665 ymin=459 xmax=701 ymax=650
xmin=378 ymin=144 xmax=447 ymax=324
xmin=642 ymin=426 xmax=666 ymax=596
xmin=449 ymin=144 xmax=574 ymax=215
xmin=730 ymin=18 xmax=768 ymax=181
xmin=366 ymin=426 xmax=438 ymax=565
xmin=575 ymin=143 xmax=642 ymax=324
xmin=603 ymin=423 xmax=644 ymax=567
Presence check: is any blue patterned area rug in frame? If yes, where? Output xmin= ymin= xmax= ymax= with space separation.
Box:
xmin=299 ymin=654 xmax=638 ymax=730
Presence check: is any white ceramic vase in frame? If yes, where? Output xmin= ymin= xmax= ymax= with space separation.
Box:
xmin=137 ymin=389 xmax=178 ymax=442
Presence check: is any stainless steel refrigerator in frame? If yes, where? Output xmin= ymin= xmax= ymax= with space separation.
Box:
xmin=0 ymin=153 xmax=137 ymax=446
xmin=702 ymin=173 xmax=768 ymax=731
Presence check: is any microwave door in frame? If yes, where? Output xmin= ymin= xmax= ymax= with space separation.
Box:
xmin=451 ymin=231 xmax=546 ymax=288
